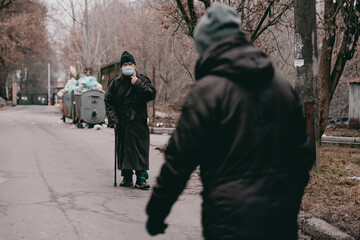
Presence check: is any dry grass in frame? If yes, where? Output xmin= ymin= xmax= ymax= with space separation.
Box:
xmin=301 ymin=145 xmax=360 ymax=238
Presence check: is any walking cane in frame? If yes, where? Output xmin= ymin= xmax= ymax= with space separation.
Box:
xmin=114 ymin=126 xmax=117 ymax=187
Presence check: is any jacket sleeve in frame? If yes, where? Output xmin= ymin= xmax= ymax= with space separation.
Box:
xmin=133 ymin=74 xmax=156 ymax=102
xmin=146 ymin=81 xmax=216 ymax=222
xmin=104 ymin=78 xmax=119 ymax=125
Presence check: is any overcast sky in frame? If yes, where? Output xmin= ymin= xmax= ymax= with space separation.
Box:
xmin=44 ymin=0 xmax=73 ymax=41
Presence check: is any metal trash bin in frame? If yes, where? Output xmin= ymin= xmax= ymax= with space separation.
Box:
xmin=62 ymin=91 xmax=75 ymax=122
xmin=74 ymin=89 xmax=105 ymax=127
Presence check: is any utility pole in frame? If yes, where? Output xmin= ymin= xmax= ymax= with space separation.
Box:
xmin=84 ymin=0 xmax=91 ymax=75
xmin=48 ymin=63 xmax=51 ymax=106
xmin=12 ymin=78 xmax=16 ymax=106
xmin=152 ymin=65 xmax=156 ymax=125
xmin=294 ymin=0 xmax=319 ymax=166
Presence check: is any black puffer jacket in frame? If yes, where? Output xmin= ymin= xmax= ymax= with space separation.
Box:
xmin=146 ymin=34 xmax=315 ymax=240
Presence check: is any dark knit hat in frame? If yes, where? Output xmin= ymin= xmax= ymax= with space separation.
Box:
xmin=120 ymin=51 xmax=136 ymax=66
xmin=193 ymin=4 xmax=244 ymax=54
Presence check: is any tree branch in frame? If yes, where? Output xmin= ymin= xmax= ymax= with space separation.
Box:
xmin=236 ymin=0 xmax=246 ymax=13
xmin=159 ymin=74 xmax=168 ymax=84
xmin=250 ymin=0 xmax=275 ymax=42
xmin=251 ymin=0 xmax=294 ymax=42
xmin=267 ymin=28 xmax=293 ymax=67
xmin=175 ymin=0 xmax=191 ymax=35
xmin=330 ymin=1 xmax=360 ymax=93
xmin=187 ymin=0 xmax=198 ymax=36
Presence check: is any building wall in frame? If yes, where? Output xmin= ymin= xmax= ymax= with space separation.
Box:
xmin=349 ymin=82 xmax=360 ymax=121
xmin=329 ymin=77 xmax=349 ymax=120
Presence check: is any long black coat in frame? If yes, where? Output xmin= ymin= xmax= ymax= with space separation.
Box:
xmin=105 ymin=73 xmax=156 ymax=171
xmin=146 ymin=34 xmax=315 ymax=239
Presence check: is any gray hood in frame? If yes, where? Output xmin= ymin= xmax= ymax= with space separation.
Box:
xmin=195 ymin=34 xmax=274 ymax=90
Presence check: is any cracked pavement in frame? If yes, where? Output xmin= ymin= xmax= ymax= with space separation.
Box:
xmin=0 ymin=105 xmax=202 ymax=240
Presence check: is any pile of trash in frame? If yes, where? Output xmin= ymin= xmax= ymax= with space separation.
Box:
xmin=153 ymin=111 xmax=176 ymax=128
xmin=58 ymin=76 xmax=103 ymax=97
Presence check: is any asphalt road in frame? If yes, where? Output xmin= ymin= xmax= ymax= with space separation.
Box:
xmin=0 ymin=105 xmax=202 ymax=240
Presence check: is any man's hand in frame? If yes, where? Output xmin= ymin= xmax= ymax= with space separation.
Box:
xmin=146 ymin=218 xmax=168 ymax=236
xmin=131 ymin=70 xmax=138 ymax=85
xmin=114 ymin=124 xmax=117 ymax=130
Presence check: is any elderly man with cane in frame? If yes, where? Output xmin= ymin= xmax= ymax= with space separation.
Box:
xmin=105 ymin=51 xmax=156 ymax=190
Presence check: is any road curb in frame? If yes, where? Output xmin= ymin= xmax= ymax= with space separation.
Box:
xmin=149 ymin=127 xmax=175 ymax=134
xmin=150 ymin=129 xmax=360 ymax=148
xmin=322 ymin=135 xmax=360 ymax=147
xmin=298 ymin=215 xmax=355 ymax=240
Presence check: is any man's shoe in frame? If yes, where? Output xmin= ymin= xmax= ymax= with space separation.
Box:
xmin=135 ymin=178 xmax=150 ymax=189
xmin=119 ymin=178 xmax=133 ymax=187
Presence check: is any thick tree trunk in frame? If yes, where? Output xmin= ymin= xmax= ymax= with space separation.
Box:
xmin=294 ymin=0 xmax=318 ymax=165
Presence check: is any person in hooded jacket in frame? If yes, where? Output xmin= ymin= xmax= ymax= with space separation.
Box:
xmin=145 ymin=4 xmax=315 ymax=239
xmin=105 ymin=51 xmax=156 ymax=189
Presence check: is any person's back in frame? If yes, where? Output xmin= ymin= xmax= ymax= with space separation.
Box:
xmin=196 ymin=75 xmax=312 ymax=240
xmin=146 ymin=4 xmax=315 ymax=240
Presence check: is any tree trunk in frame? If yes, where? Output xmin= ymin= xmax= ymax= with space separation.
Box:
xmin=294 ymin=0 xmax=318 ymax=165
xmin=318 ymin=0 xmax=337 ymax=140
xmin=0 ymin=69 xmax=9 ymax=99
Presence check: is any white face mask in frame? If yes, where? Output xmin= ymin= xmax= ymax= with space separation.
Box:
xmin=122 ymin=66 xmax=134 ymax=76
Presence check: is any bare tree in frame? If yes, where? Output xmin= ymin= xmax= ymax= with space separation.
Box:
xmin=318 ymin=0 xmax=360 ymax=139
xmin=60 ymin=1 xmax=296 ymax=106
xmin=62 ymin=0 xmax=113 ymax=76
xmin=153 ymin=0 xmax=294 ymax=42
xmin=0 ymin=0 xmax=50 ymax=99
xmin=62 ymin=0 xmax=198 ymax=105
